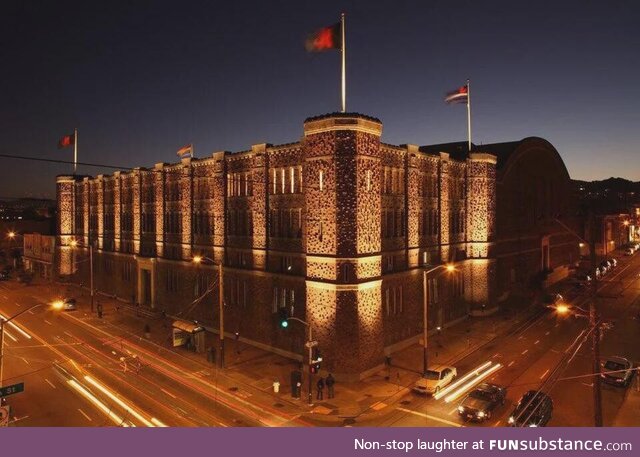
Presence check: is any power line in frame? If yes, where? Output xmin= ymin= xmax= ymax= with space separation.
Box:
xmin=0 ymin=153 xmax=132 ymax=171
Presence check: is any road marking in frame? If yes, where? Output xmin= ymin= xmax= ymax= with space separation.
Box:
xmin=15 ymin=301 xmax=21 ymax=307
xmin=554 ymin=323 xmax=559 ymax=328
xmin=21 ymin=357 xmax=30 ymax=365
xmin=534 ymin=340 xmax=540 ymax=345
xmin=581 ymin=382 xmax=594 ymax=387
xmin=545 ymin=331 xmax=550 ymax=336
xmin=540 ymin=369 xmax=550 ymax=380
xmin=4 ymin=330 xmax=17 ymax=342
xmin=63 ymin=331 xmax=74 ymax=338
xmin=45 ymin=378 xmax=56 ymax=389
xmin=1 ymin=294 xmax=7 ymax=299
xmin=448 ymin=407 xmax=458 ymax=416
xmin=44 ymin=319 xmax=52 ymax=325
xmin=494 ymin=420 xmax=501 ymax=427
xmin=28 ymin=309 xmax=35 ymax=315
xmin=160 ymin=387 xmax=178 ymax=399
xmin=551 ymin=349 xmax=560 ymax=354
xmin=508 ymin=361 xmax=515 ymax=367
xmin=492 ymin=353 xmax=499 ymax=359
xmin=517 ymin=335 xmax=524 ymax=340
xmin=78 ymin=408 xmax=93 ymax=422
xmin=397 ymin=407 xmax=462 ymax=427
xmin=521 ymin=349 xmax=528 ymax=355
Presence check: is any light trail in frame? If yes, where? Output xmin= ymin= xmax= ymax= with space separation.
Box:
xmin=67 ymin=379 xmax=130 ymax=427
xmin=0 ymin=312 xmax=32 ymax=339
xmin=84 ymin=375 xmax=155 ymax=427
xmin=151 ymin=417 xmax=168 ymax=427
xmin=433 ymin=361 xmax=493 ymax=400
xmin=444 ymin=363 xmax=503 ymax=403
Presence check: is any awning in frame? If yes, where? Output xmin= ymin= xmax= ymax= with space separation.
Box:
xmin=172 ymin=320 xmax=205 ymax=333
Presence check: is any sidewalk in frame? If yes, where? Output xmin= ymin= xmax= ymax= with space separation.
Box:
xmin=612 ymin=377 xmax=640 ymax=426
xmin=35 ymin=279 xmax=564 ymax=425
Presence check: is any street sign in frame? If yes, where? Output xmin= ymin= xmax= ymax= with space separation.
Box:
xmin=0 ymin=382 xmax=24 ymax=398
xmin=304 ymin=340 xmax=318 ymax=348
xmin=0 ymin=406 xmax=10 ymax=427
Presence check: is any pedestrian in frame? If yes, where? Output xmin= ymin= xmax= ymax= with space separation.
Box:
xmin=326 ymin=373 xmax=335 ymax=399
xmin=316 ymin=376 xmax=325 ymax=400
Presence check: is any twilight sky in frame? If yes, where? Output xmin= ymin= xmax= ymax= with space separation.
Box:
xmin=1 ymin=0 xmax=638 ymax=199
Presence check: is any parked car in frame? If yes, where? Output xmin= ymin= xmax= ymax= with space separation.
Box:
xmin=600 ymin=356 xmax=634 ymax=387
xmin=0 ymin=270 xmax=9 ymax=280
xmin=597 ymin=265 xmax=607 ymax=277
xmin=572 ymin=273 xmax=592 ymax=289
xmin=412 ymin=365 xmax=457 ymax=395
xmin=608 ymin=258 xmax=617 ymax=268
xmin=626 ymin=248 xmax=635 ymax=256
xmin=508 ymin=391 xmax=553 ymax=427
xmin=457 ymin=383 xmax=507 ymax=422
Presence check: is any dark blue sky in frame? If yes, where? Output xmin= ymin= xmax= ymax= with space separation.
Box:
xmin=1 ymin=0 xmax=638 ymax=199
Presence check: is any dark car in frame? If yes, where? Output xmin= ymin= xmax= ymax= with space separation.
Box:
xmin=457 ymin=383 xmax=506 ymax=422
xmin=508 ymin=390 xmax=553 ymax=427
xmin=601 ymin=356 xmax=634 ymax=387
xmin=0 ymin=270 xmax=9 ymax=280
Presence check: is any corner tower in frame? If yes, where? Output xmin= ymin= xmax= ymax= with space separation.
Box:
xmin=303 ymin=113 xmax=384 ymax=380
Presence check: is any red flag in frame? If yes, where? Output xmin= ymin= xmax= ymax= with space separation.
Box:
xmin=58 ymin=133 xmax=75 ymax=149
xmin=305 ymin=23 xmax=341 ymax=52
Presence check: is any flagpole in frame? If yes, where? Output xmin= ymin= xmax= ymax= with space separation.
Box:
xmin=191 ymin=143 xmax=194 ymax=159
xmin=74 ymin=128 xmax=78 ymax=174
xmin=466 ymin=79 xmax=471 ymax=152
xmin=341 ymin=12 xmax=346 ymax=113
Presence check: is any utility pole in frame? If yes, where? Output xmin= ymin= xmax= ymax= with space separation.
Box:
xmin=589 ymin=211 xmax=603 ymax=427
xmin=89 ymin=242 xmax=94 ymax=314
xmin=218 ymin=262 xmax=225 ymax=369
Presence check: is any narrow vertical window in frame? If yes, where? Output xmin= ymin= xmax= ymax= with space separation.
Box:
xmin=281 ymin=168 xmax=286 ymax=194
xmin=319 ymin=170 xmax=324 ymax=191
xmin=366 ymin=170 xmax=372 ymax=191
xmin=272 ymin=169 xmax=277 ymax=194
xmin=290 ymin=167 xmax=295 ymax=194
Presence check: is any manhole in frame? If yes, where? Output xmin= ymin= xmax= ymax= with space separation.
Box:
xmin=400 ymin=400 xmax=411 ymax=406
xmin=343 ymin=418 xmax=356 ymax=426
xmin=273 ymin=403 xmax=284 ymax=408
xmin=229 ymin=386 xmax=239 ymax=392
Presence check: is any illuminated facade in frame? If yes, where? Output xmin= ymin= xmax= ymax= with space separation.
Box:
xmin=56 ymin=113 xmax=507 ymax=379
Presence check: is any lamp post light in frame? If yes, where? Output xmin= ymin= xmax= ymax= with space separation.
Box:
xmin=422 ymin=263 xmax=455 ymax=376
xmin=1 ymin=303 xmax=60 ymax=403
xmin=193 ymin=255 xmax=225 ymax=369
xmin=70 ymin=239 xmax=95 ymax=314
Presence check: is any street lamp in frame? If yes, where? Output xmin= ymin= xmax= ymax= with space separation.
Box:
xmin=192 ymin=255 xmax=225 ymax=368
xmin=7 ymin=231 xmax=15 ymax=239
xmin=422 ymin=263 xmax=456 ymax=376
xmin=70 ymin=239 xmax=95 ymax=314
xmin=0 ymin=303 xmax=60 ymax=402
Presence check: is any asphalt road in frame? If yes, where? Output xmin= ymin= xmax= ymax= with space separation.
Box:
xmin=0 ymin=281 xmax=304 ymax=427
xmin=1 ymin=252 xmax=638 ymax=427
xmin=360 ymin=252 xmax=640 ymax=427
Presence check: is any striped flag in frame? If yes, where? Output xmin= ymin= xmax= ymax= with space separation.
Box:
xmin=176 ymin=144 xmax=193 ymax=158
xmin=444 ymin=85 xmax=469 ymax=104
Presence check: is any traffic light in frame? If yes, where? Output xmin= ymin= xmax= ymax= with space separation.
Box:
xmin=278 ymin=308 xmax=289 ymax=328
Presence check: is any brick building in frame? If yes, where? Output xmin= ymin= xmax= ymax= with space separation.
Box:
xmin=55 ymin=113 xmax=575 ymax=379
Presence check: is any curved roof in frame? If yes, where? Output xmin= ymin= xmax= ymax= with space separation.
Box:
xmin=419 ymin=137 xmax=570 ymax=181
